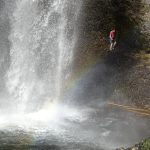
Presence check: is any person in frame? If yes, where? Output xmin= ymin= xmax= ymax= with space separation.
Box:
xmin=109 ymin=29 xmax=116 ymax=51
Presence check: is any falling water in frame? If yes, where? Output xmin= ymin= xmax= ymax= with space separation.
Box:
xmin=5 ymin=0 xmax=81 ymax=113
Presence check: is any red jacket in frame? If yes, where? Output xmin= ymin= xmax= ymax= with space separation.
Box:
xmin=109 ymin=30 xmax=116 ymax=40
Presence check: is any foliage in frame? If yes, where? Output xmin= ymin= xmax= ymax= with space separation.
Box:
xmin=140 ymin=138 xmax=150 ymax=150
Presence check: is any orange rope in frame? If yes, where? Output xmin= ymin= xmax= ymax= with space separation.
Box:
xmin=108 ymin=102 xmax=150 ymax=117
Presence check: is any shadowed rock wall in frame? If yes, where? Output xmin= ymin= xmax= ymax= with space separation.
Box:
xmin=69 ymin=0 xmax=150 ymax=107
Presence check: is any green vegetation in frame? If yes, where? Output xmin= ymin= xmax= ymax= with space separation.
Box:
xmin=141 ymin=138 xmax=150 ymax=150
xmin=117 ymin=138 xmax=150 ymax=150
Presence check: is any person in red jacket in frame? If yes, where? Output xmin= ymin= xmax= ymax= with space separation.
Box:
xmin=109 ymin=29 xmax=116 ymax=51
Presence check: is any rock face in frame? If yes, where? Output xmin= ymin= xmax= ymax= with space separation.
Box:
xmin=73 ymin=0 xmax=150 ymax=75
xmin=81 ymin=0 xmax=149 ymax=46
xmin=111 ymin=52 xmax=150 ymax=108
xmin=72 ymin=0 xmax=150 ymax=109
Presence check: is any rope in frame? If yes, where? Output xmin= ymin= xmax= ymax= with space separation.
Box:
xmin=108 ymin=102 xmax=150 ymax=117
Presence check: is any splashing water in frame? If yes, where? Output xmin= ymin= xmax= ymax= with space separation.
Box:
xmin=5 ymin=0 xmax=81 ymax=113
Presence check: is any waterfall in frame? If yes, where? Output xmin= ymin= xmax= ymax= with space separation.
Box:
xmin=5 ymin=0 xmax=81 ymax=113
